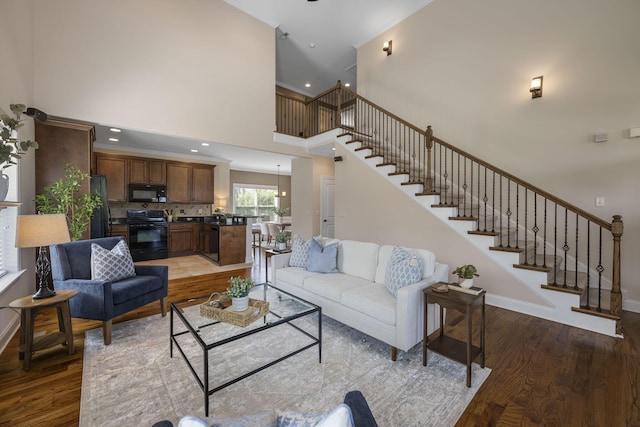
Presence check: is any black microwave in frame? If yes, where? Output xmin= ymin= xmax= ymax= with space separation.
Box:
xmin=129 ymin=184 xmax=167 ymax=203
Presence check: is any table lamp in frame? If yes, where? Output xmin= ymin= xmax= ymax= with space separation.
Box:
xmin=15 ymin=214 xmax=71 ymax=299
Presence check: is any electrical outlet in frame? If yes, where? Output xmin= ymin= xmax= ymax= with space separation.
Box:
xmin=595 ymin=197 xmax=605 ymax=207
xmin=198 ymin=208 xmax=203 ymax=214
xmin=180 ymin=209 xmax=185 ymax=213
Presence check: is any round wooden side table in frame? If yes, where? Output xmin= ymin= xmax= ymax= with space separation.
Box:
xmin=9 ymin=289 xmax=77 ymax=371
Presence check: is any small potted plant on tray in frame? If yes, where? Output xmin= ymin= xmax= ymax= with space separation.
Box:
xmin=225 ymin=276 xmax=255 ymax=312
xmin=275 ymin=230 xmax=288 ymax=250
xmin=452 ymin=264 xmax=479 ymax=289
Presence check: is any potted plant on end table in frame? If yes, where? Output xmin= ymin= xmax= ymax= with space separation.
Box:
xmin=452 ymin=264 xmax=479 ymax=289
xmin=275 ymin=230 xmax=288 ymax=250
xmin=225 ymin=276 xmax=255 ymax=312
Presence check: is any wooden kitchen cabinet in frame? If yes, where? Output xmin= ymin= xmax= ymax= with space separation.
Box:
xmin=219 ymin=225 xmax=246 ymax=265
xmin=167 ymin=162 xmax=215 ymax=203
xmin=192 ymin=164 xmax=215 ymax=203
xmin=166 ymin=163 xmax=192 ymax=203
xmin=168 ymin=223 xmax=197 ymax=256
xmin=95 ymin=154 xmax=128 ymax=202
xmin=130 ymin=158 xmax=166 ymax=185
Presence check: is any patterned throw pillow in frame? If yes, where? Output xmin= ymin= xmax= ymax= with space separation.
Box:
xmin=384 ymin=246 xmax=423 ymax=297
xmin=289 ymin=236 xmax=311 ymax=268
xmin=91 ymin=240 xmax=136 ymax=282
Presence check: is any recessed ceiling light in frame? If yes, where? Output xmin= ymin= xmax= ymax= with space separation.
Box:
xmin=305 ymin=83 xmax=311 ymax=88
xmin=108 ymin=138 xmax=119 ymax=142
xmin=190 ymin=149 xmax=198 ymax=153
xmin=109 ymin=128 xmax=121 ymax=133
xmin=201 ymin=142 xmax=209 ymax=147
xmin=344 ymin=83 xmax=351 ymax=87
xmin=309 ymin=43 xmax=316 ymax=48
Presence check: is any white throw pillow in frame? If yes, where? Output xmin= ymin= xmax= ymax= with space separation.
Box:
xmin=384 ymin=246 xmax=423 ymax=296
xmin=91 ymin=240 xmax=136 ymax=282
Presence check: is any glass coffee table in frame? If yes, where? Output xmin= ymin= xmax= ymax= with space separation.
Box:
xmin=170 ymin=283 xmax=322 ymax=416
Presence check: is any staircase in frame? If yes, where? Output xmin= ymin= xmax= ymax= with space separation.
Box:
xmin=276 ymin=82 xmax=624 ymax=337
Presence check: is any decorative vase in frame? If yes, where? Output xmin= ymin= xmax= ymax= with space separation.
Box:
xmin=460 ymin=278 xmax=474 ymax=289
xmin=232 ymin=296 xmax=249 ymax=312
xmin=0 ymin=173 xmax=8 ymax=201
xmin=277 ymin=242 xmax=286 ymax=250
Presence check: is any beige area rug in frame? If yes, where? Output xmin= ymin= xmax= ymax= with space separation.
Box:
xmin=80 ymin=311 xmax=490 ymax=427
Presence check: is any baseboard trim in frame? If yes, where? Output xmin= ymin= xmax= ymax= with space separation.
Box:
xmin=623 ymin=298 xmax=640 ymax=313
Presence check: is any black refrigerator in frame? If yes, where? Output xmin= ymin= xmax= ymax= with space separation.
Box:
xmin=90 ymin=175 xmax=110 ymax=238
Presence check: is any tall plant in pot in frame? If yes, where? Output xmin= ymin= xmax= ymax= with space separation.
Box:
xmin=0 ymin=104 xmax=39 ymax=200
xmin=225 ymin=276 xmax=255 ymax=312
xmin=453 ymin=264 xmax=479 ymax=289
xmin=35 ymin=164 xmax=102 ymax=241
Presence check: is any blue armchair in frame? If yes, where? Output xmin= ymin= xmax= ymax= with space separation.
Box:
xmin=50 ymin=237 xmax=168 ymax=345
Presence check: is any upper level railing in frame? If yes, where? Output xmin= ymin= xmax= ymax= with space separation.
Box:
xmin=276 ymin=82 xmax=623 ymax=333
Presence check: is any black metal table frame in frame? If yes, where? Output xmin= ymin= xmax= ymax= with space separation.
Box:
xmin=170 ymin=283 xmax=322 ymax=416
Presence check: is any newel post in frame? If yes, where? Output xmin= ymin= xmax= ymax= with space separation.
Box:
xmin=336 ymin=80 xmax=342 ymax=129
xmin=424 ymin=125 xmax=434 ymax=192
xmin=611 ymin=215 xmax=623 ymax=334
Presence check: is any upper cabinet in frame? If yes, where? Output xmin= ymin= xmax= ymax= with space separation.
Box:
xmin=191 ymin=164 xmax=215 ymax=203
xmin=167 ymin=162 xmax=215 ymax=203
xmin=166 ymin=163 xmax=192 ymax=203
xmin=130 ymin=158 xmax=166 ymax=185
xmin=95 ymin=154 xmax=128 ymax=202
xmin=94 ymin=153 xmax=214 ymax=203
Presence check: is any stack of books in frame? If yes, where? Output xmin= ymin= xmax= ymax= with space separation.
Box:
xmin=447 ymin=282 xmax=484 ymax=295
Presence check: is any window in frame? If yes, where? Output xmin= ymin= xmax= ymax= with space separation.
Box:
xmin=0 ymin=167 xmax=20 ymax=282
xmin=232 ymin=184 xmax=278 ymax=219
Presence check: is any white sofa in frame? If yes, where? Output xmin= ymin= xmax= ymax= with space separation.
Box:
xmin=271 ymin=239 xmax=449 ymax=360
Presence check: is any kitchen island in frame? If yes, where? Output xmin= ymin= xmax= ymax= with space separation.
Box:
xmin=200 ymin=220 xmax=247 ymax=266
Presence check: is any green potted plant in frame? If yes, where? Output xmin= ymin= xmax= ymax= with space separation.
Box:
xmin=224 ymin=212 xmax=233 ymax=225
xmin=34 ymin=164 xmax=102 ymax=241
xmin=273 ymin=206 xmax=289 ymax=220
xmin=275 ymin=230 xmax=288 ymax=250
xmin=225 ymin=276 xmax=255 ymax=311
xmin=452 ymin=264 xmax=479 ymax=289
xmin=0 ymin=104 xmax=39 ymax=200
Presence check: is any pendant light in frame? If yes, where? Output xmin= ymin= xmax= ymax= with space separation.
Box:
xmin=275 ymin=164 xmax=287 ymax=198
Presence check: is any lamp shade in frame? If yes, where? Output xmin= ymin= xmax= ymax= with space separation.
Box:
xmin=15 ymin=214 xmax=71 ymax=248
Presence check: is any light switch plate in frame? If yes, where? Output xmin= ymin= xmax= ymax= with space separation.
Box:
xmin=595 ymin=197 xmax=605 ymax=207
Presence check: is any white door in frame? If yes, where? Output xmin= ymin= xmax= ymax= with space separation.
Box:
xmin=320 ymin=176 xmax=335 ymax=237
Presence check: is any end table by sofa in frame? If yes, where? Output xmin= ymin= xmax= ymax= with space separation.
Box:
xmin=422 ymin=283 xmax=485 ymax=387
xmin=9 ymin=289 xmax=77 ymax=370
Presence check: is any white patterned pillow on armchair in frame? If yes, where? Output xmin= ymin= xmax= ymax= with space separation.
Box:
xmin=91 ymin=240 xmax=136 ymax=282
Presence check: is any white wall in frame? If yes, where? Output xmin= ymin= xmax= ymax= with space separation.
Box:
xmin=354 ymin=0 xmax=640 ymax=305
xmin=30 ymin=0 xmax=307 ymax=157
xmin=291 ymin=156 xmax=334 ymax=239
xmin=0 ymin=0 xmax=38 ymax=353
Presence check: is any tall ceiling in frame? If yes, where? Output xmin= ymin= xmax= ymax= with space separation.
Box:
xmin=226 ymin=0 xmax=432 ymax=96
xmin=94 ymin=0 xmax=432 ymax=174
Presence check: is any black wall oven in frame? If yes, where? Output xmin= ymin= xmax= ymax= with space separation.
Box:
xmin=127 ymin=210 xmax=168 ymax=261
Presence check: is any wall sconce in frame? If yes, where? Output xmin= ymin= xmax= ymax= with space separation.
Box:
xmin=530 ymin=76 xmax=543 ymax=99
xmin=383 ymin=40 xmax=392 ymax=56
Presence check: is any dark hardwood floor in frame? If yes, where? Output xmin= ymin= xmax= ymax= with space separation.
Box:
xmin=1 ymin=249 xmax=638 ymax=426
